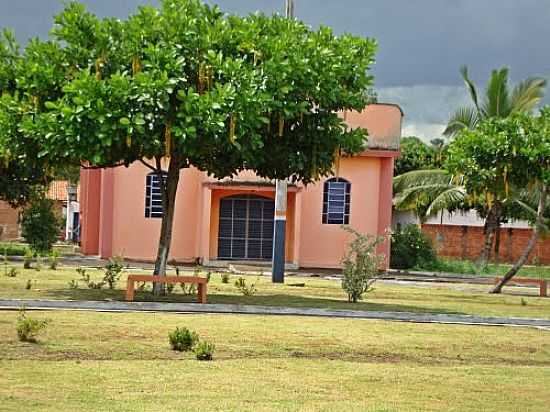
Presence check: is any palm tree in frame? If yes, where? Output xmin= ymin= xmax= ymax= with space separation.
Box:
xmin=393 ymin=170 xmax=466 ymax=223
xmin=442 ymin=66 xmax=546 ymax=267
xmin=443 ymin=66 xmax=547 ymax=137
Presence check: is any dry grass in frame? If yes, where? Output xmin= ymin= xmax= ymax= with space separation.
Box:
xmin=0 ymin=310 xmax=549 ymax=411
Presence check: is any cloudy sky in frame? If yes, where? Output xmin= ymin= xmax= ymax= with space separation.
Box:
xmin=2 ymin=0 xmax=549 ymax=141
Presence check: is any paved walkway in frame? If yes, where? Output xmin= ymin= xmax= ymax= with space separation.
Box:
xmin=1 ymin=299 xmax=549 ymax=329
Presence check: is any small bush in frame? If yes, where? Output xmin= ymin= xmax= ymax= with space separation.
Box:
xmin=206 ymin=271 xmax=212 ymax=283
xmin=194 ymin=340 xmax=215 ymax=361
xmin=78 ymin=267 xmax=105 ymax=290
xmin=168 ymin=327 xmax=199 ymax=352
xmin=16 ymin=308 xmax=48 ymax=343
xmin=341 ymin=226 xmax=386 ymax=303
xmin=5 ymin=267 xmax=18 ymax=277
xmin=221 ymin=273 xmax=230 ymax=284
xmin=234 ymin=277 xmax=256 ymax=296
xmin=0 ymin=243 xmax=29 ymax=256
xmin=166 ymin=283 xmax=175 ymax=294
xmin=48 ymin=250 xmax=60 ymax=270
xmin=68 ymin=279 xmax=79 ymax=289
xmin=390 ymin=224 xmax=436 ymax=270
xmin=103 ymin=256 xmax=124 ymax=289
xmin=23 ymin=249 xmax=34 ymax=269
xmin=25 ymin=279 xmax=32 ymax=289
xmin=21 ymin=197 xmax=62 ymax=254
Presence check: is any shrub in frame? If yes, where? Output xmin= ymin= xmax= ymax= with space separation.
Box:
xmin=194 ymin=340 xmax=215 ymax=361
xmin=77 ymin=267 xmax=105 ymax=290
xmin=23 ymin=249 xmax=34 ymax=269
xmin=0 ymin=242 xmax=29 ymax=256
xmin=48 ymin=250 xmax=60 ymax=270
xmin=390 ymin=224 xmax=436 ymax=270
xmin=25 ymin=279 xmax=33 ymax=289
xmin=221 ymin=273 xmax=230 ymax=284
xmin=16 ymin=308 xmax=48 ymax=343
xmin=5 ymin=267 xmax=18 ymax=278
xmin=103 ymin=256 xmax=124 ymax=289
xmin=234 ymin=277 xmax=256 ymax=296
xmin=341 ymin=226 xmax=386 ymax=303
xmin=168 ymin=327 xmax=199 ymax=352
xmin=68 ymin=279 xmax=79 ymax=289
xmin=20 ymin=197 xmax=62 ymax=254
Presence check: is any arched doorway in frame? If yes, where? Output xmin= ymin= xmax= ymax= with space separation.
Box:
xmin=217 ymin=194 xmax=274 ymax=260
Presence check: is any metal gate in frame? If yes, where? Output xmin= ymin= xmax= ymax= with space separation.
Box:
xmin=217 ymin=195 xmax=275 ymax=260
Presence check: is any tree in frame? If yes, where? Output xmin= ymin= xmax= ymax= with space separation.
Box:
xmin=443 ymin=66 xmax=546 ymax=138
xmin=21 ymin=197 xmax=62 ymax=254
xmin=443 ymin=66 xmax=546 ymax=267
xmin=394 ymin=137 xmax=437 ymax=176
xmin=8 ymin=0 xmax=377 ymax=293
xmin=0 ymin=30 xmax=54 ymax=206
xmin=491 ymin=109 xmax=550 ymax=293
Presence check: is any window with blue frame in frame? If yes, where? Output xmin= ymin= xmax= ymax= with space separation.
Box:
xmin=322 ymin=178 xmax=351 ymax=224
xmin=145 ymin=172 xmax=167 ymax=218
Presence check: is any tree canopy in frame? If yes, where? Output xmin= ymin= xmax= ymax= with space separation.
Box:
xmin=1 ymin=0 xmax=378 ymax=285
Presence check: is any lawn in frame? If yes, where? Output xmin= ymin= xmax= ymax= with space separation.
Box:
xmin=0 ymin=310 xmax=549 ymax=411
xmin=414 ymin=258 xmax=550 ymax=280
xmin=1 ymin=265 xmax=550 ymax=319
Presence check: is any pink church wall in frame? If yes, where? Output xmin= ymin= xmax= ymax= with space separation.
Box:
xmin=79 ymin=103 xmax=402 ymax=268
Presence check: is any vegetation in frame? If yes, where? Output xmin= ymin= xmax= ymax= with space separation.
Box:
xmin=390 ymin=224 xmax=436 ymax=270
xmin=168 ymin=327 xmax=199 ymax=352
xmin=2 ymin=0 xmax=377 ymax=292
xmin=194 ymin=340 xmax=215 ymax=361
xmin=0 ymin=310 xmax=548 ymax=411
xmin=103 ymin=257 xmax=124 ymax=290
xmin=20 ymin=197 xmax=61 ymax=254
xmin=394 ymin=136 xmax=446 ymax=175
xmin=234 ymin=277 xmax=257 ymax=296
xmin=341 ymin=226 xmax=385 ymax=302
xmin=48 ymin=250 xmax=60 ymax=270
xmin=15 ymin=308 xmax=48 ymax=343
xmin=443 ymin=66 xmax=546 ymax=138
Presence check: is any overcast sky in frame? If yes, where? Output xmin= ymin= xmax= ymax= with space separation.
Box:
xmin=2 ymin=0 xmax=549 ymax=141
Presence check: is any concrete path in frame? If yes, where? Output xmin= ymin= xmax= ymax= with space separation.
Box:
xmin=1 ymin=299 xmax=549 ymax=329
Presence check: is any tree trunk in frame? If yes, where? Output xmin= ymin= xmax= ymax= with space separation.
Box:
xmin=491 ymin=185 xmax=548 ymax=294
xmin=477 ymin=202 xmax=501 ymax=271
xmin=494 ymin=222 xmax=501 ymax=265
xmin=153 ymin=156 xmax=181 ymax=295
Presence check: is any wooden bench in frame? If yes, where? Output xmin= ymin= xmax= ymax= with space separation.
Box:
xmin=494 ymin=277 xmax=548 ymax=297
xmin=126 ymin=275 xmax=207 ymax=303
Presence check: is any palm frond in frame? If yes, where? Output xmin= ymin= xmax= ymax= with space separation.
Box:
xmin=426 ymin=187 xmax=467 ymax=216
xmin=482 ymin=67 xmax=511 ymax=118
xmin=510 ymin=77 xmax=547 ymax=114
xmin=443 ymin=106 xmax=479 ymax=137
xmin=393 ymin=169 xmax=452 ymax=193
xmin=460 ymin=65 xmax=481 ymax=112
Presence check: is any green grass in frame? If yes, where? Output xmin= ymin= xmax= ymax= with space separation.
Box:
xmin=1 ymin=266 xmax=550 ymax=319
xmin=0 ymin=310 xmax=548 ymax=411
xmin=414 ymin=258 xmax=550 ymax=280
xmin=0 ymin=242 xmax=79 ymax=257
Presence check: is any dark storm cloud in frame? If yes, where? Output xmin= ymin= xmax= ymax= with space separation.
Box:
xmin=1 ymin=0 xmax=549 ymax=139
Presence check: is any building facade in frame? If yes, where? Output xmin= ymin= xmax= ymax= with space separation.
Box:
xmin=80 ymin=104 xmax=402 ymax=269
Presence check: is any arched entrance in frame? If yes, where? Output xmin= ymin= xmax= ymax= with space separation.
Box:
xmin=217 ymin=194 xmax=274 ymax=260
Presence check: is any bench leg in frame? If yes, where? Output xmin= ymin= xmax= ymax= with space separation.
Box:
xmin=541 ymin=281 xmax=548 ymax=297
xmin=198 ymin=283 xmax=207 ymax=304
xmin=126 ymin=279 xmax=135 ymax=301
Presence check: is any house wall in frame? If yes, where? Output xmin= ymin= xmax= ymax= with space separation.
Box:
xmin=298 ymin=156 xmax=384 ymax=269
xmin=423 ymin=224 xmax=550 ymax=265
